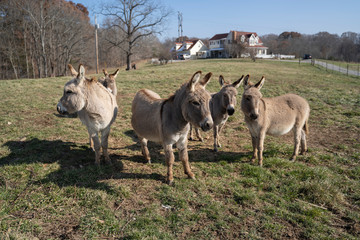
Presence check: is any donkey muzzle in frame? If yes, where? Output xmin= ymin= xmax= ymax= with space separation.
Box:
xmin=250 ymin=113 xmax=258 ymax=120
xmin=57 ymin=102 xmax=69 ymax=115
xmin=200 ymin=117 xmax=213 ymax=132
xmin=227 ymin=106 xmax=235 ymax=116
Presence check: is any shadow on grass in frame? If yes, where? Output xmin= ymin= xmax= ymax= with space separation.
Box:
xmin=0 ymin=138 xmax=164 ymax=193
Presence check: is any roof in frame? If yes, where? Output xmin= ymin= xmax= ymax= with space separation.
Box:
xmin=232 ymin=31 xmax=263 ymax=44
xmin=209 ymin=33 xmax=228 ymax=40
xmin=175 ymin=39 xmax=202 ymax=52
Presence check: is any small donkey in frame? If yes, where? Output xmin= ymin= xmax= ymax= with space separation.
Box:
xmin=98 ymin=69 xmax=119 ymax=96
xmin=131 ymin=71 xmax=213 ymax=185
xmin=189 ymin=75 xmax=245 ymax=151
xmin=241 ymin=75 xmax=310 ymax=166
xmin=57 ymin=64 xmax=118 ymax=165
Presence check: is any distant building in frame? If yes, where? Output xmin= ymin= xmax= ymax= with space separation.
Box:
xmin=209 ymin=31 xmax=268 ymax=58
xmin=171 ymin=39 xmax=209 ymax=60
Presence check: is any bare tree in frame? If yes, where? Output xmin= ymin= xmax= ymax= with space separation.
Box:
xmin=226 ymin=40 xmax=246 ymax=58
xmin=101 ymin=0 xmax=171 ymax=70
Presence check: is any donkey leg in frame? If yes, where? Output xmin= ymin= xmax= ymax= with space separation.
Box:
xmin=194 ymin=127 xmax=203 ymax=142
xmin=90 ymin=132 xmax=101 ymax=165
xmin=164 ymin=144 xmax=175 ymax=185
xmin=258 ymin=131 xmax=266 ymax=167
xmin=300 ymin=129 xmax=307 ymax=155
xmin=250 ymin=135 xmax=258 ymax=163
xmin=139 ymin=137 xmax=151 ymax=164
xmin=291 ymin=127 xmax=302 ymax=161
xmin=101 ymin=127 xmax=112 ymax=165
xmin=176 ymin=138 xmax=195 ymax=180
xmin=88 ymin=131 xmax=94 ymax=151
xmin=188 ymin=124 xmax=194 ymax=141
xmin=89 ymin=133 xmax=95 ymax=151
xmin=217 ymin=122 xmax=225 ymax=148
xmin=213 ymin=125 xmax=219 ymax=152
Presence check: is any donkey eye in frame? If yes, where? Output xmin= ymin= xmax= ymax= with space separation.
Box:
xmin=191 ymin=101 xmax=200 ymax=106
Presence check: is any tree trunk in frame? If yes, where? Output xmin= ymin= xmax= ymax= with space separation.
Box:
xmin=126 ymin=53 xmax=131 ymax=71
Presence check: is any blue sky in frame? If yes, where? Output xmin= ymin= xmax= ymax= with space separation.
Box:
xmin=74 ymin=0 xmax=359 ymax=40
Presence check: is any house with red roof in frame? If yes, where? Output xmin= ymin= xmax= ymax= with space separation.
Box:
xmin=171 ymin=39 xmax=209 ymax=60
xmin=209 ymin=31 xmax=268 ymax=58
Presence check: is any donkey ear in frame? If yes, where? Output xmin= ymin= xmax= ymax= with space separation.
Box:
xmin=103 ymin=69 xmax=109 ymax=77
xmin=243 ymin=74 xmax=251 ymax=89
xmin=110 ymin=69 xmax=119 ymax=79
xmin=255 ymin=76 xmax=265 ymax=90
xmin=68 ymin=64 xmax=78 ymax=77
xmin=188 ymin=71 xmax=202 ymax=92
xmin=200 ymin=72 xmax=212 ymax=87
xmin=78 ymin=64 xmax=85 ymax=80
xmin=219 ymin=75 xmax=225 ymax=87
xmin=232 ymin=75 xmax=244 ymax=88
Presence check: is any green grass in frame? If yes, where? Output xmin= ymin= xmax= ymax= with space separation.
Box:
xmin=0 ymin=59 xmax=359 ymax=239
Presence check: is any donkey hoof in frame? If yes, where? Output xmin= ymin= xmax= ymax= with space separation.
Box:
xmin=167 ymin=179 xmax=175 ymax=186
xmin=147 ymin=159 xmax=152 ymax=164
xmin=189 ymin=175 xmax=196 ymax=180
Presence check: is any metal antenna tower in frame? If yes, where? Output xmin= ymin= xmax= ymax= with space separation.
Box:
xmin=178 ymin=11 xmax=183 ymax=42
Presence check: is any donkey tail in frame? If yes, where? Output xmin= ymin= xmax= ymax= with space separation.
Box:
xmin=303 ymin=119 xmax=309 ymax=135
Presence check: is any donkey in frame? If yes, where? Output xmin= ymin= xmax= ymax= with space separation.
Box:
xmin=241 ymin=75 xmax=310 ymax=166
xmin=57 ymin=64 xmax=118 ymax=165
xmin=131 ymin=71 xmax=213 ymax=185
xmin=189 ymin=75 xmax=245 ymax=152
xmin=98 ymin=69 xmax=119 ymax=96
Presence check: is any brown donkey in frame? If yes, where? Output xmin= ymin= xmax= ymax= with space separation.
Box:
xmin=98 ymin=69 xmax=119 ymax=96
xmin=189 ymin=75 xmax=244 ymax=151
xmin=241 ymin=75 xmax=310 ymax=166
xmin=131 ymin=71 xmax=213 ymax=185
xmin=57 ymin=64 xmax=118 ymax=165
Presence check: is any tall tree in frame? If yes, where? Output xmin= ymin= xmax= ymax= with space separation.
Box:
xmin=101 ymin=0 xmax=171 ymax=70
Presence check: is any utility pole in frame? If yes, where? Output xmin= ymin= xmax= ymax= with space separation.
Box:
xmin=94 ymin=15 xmax=99 ymax=74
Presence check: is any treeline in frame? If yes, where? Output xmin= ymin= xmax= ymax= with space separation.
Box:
xmin=0 ymin=0 xmax=163 ymax=80
xmin=261 ymin=31 xmax=360 ymax=62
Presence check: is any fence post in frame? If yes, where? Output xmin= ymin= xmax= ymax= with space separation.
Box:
xmin=358 ymin=64 xmax=359 ymax=76
xmin=326 ymin=62 xmax=327 ymax=71
xmin=347 ymin=64 xmax=349 ymax=76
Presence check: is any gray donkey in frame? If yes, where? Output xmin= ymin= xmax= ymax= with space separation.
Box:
xmin=189 ymin=75 xmax=245 ymax=151
xmin=241 ymin=75 xmax=310 ymax=166
xmin=57 ymin=64 xmax=118 ymax=165
xmin=98 ymin=69 xmax=119 ymax=96
xmin=131 ymin=71 xmax=213 ymax=185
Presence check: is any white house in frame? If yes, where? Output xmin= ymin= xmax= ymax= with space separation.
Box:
xmin=209 ymin=31 xmax=268 ymax=58
xmin=171 ymin=39 xmax=209 ymax=59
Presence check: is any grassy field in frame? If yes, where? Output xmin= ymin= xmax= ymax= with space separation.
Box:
xmin=0 ymin=59 xmax=359 ymax=239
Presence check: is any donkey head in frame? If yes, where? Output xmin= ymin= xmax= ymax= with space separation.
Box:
xmin=241 ymin=75 xmax=265 ymax=120
xmin=57 ymin=64 xmax=88 ymax=115
xmin=104 ymin=69 xmax=119 ymax=92
xmin=218 ymin=75 xmax=244 ymax=115
xmin=183 ymin=71 xmax=213 ymax=131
